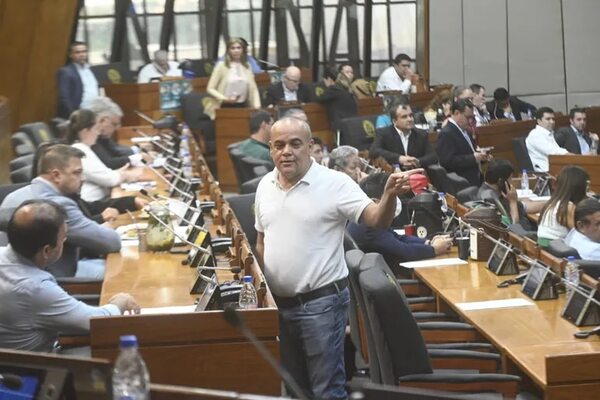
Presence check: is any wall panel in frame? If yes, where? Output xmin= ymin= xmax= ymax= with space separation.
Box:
xmin=429 ymin=0 xmax=464 ymax=86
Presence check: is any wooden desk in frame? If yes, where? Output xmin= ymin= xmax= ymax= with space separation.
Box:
xmin=415 ymin=259 xmax=600 ymax=399
xmin=549 ymin=154 xmax=600 ymax=193
xmin=90 ymin=140 xmax=280 ymax=395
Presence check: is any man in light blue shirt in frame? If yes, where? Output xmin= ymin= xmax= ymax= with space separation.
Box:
xmin=0 ymin=200 xmax=139 ymax=352
xmin=565 ymin=198 xmax=600 ymax=260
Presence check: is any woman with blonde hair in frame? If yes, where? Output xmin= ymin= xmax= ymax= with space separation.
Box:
xmin=204 ymin=38 xmax=261 ymax=119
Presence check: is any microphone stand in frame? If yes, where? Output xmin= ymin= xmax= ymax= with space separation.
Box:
xmin=146 ymin=209 xmax=211 ymax=255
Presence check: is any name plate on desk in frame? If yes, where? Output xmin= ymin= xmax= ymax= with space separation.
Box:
xmin=522 ymin=262 xmax=558 ymax=300
xmin=487 ymin=239 xmax=519 ymax=275
xmin=562 ymin=284 xmax=600 ymax=326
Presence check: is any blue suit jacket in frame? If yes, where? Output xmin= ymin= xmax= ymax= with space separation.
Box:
xmin=346 ymin=222 xmax=435 ymax=272
xmin=57 ymin=63 xmax=83 ymax=118
xmin=1 ymin=178 xmax=121 ymax=277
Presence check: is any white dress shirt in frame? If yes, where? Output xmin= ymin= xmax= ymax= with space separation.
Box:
xmin=525 ymin=125 xmax=569 ymax=172
xmin=565 ymin=228 xmax=600 ymax=260
xmin=72 ymin=142 xmax=122 ymax=202
xmin=376 ymin=66 xmax=411 ymax=94
xmin=75 ymin=63 xmax=99 ymax=108
xmin=283 ymin=84 xmax=298 ymax=102
xmin=394 ymin=126 xmax=411 ymax=153
xmin=137 ymin=61 xmax=182 ymax=83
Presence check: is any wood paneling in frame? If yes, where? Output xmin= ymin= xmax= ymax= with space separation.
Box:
xmin=0 ymin=97 xmax=10 ymax=183
xmin=0 ymin=1 xmax=78 ymax=132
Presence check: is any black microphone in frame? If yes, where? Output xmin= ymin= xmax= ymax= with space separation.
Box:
xmin=134 ymin=128 xmax=175 ymax=156
xmin=141 ymin=160 xmax=194 ymax=200
xmin=141 ymin=190 xmax=214 ymax=214
xmin=223 ymin=306 xmax=309 ymax=400
xmin=0 ymin=373 xmax=23 ymax=390
xmin=134 ymin=110 xmax=156 ymax=124
xmin=146 ymin=209 xmax=211 ymax=255
xmin=256 ymin=58 xmax=282 ymax=71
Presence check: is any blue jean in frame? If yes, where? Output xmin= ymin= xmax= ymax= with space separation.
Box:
xmin=278 ymin=287 xmax=350 ymax=400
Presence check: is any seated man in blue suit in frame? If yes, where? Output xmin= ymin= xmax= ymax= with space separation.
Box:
xmin=347 ymin=172 xmax=452 ymax=273
xmin=57 ymin=41 xmax=99 ymax=118
xmin=1 ymin=144 xmax=121 ymax=279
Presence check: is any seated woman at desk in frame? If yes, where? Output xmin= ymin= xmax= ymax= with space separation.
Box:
xmin=204 ymin=37 xmax=261 ymax=120
xmin=68 ymin=109 xmax=143 ymax=202
xmin=537 ymin=166 xmax=590 ymax=247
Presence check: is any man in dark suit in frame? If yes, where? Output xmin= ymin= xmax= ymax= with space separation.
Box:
xmin=485 ymin=87 xmax=536 ymax=121
xmin=554 ymin=107 xmax=599 ymax=155
xmin=57 ymin=41 xmax=99 ymax=118
xmin=263 ymin=65 xmax=311 ymax=107
xmin=436 ymin=99 xmax=491 ymax=187
xmin=369 ymin=104 xmax=438 ymax=169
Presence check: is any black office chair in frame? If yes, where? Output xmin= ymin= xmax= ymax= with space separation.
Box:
xmin=512 ymin=137 xmax=534 ymax=172
xmin=358 ymin=253 xmax=521 ymax=396
xmin=10 ymin=164 xmax=32 ymax=184
xmin=0 ymin=183 xmax=28 ymax=204
xmin=48 ymin=117 xmax=67 ymax=138
xmin=547 ymin=239 xmax=600 ymax=279
xmin=456 ymin=186 xmax=480 ymax=204
xmin=240 ymin=175 xmax=263 ymax=194
xmin=9 ymin=154 xmax=34 ymax=172
xmin=180 ymin=92 xmax=216 ymax=155
xmin=11 ymin=132 xmax=35 ymax=156
xmin=226 ymin=193 xmax=257 ymax=250
xmin=228 ymin=145 xmax=273 ymax=191
xmin=426 ymin=164 xmax=471 ymax=196
xmin=19 ymin=122 xmax=54 ymax=147
xmin=337 ymin=115 xmax=378 ymax=151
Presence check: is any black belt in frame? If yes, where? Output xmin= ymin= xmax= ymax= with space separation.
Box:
xmin=273 ymin=278 xmax=348 ymax=309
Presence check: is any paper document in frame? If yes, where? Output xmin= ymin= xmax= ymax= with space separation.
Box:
xmin=139 ymin=305 xmax=196 ymax=315
xmin=393 ymin=229 xmax=406 ymax=235
xmin=457 ymin=298 xmax=534 ymax=311
xmin=131 ymin=135 xmax=160 ymax=143
xmin=400 ymin=258 xmax=467 ymax=269
xmin=120 ymin=181 xmax=157 ymax=192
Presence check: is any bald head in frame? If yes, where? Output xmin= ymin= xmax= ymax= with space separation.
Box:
xmin=8 ymin=200 xmax=67 ymax=262
xmin=271 ymin=117 xmax=311 ymax=141
xmin=283 ymin=66 xmax=302 ymax=91
xmin=153 ymin=50 xmax=169 ymax=70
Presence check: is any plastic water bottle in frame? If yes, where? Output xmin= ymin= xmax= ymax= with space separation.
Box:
xmin=393 ymin=164 xmax=401 ymax=173
xmin=564 ymin=256 xmax=580 ymax=298
xmin=112 ymin=335 xmax=150 ymax=400
xmin=238 ymin=275 xmax=258 ymax=309
xmin=181 ymin=150 xmax=193 ymax=178
xmin=438 ymin=192 xmax=448 ymax=215
xmin=527 ymin=109 xmax=533 ymax=120
xmin=591 ymin=139 xmax=598 ymax=155
xmin=521 ymin=169 xmax=529 ymax=191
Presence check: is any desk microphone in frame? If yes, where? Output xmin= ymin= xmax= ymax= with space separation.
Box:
xmin=0 ymin=373 xmax=23 ymax=390
xmin=256 ymin=58 xmax=282 ymax=71
xmin=140 ymin=190 xmax=214 ymax=214
xmin=146 ymin=209 xmax=211 ymax=255
xmin=223 ymin=306 xmax=309 ymax=400
xmin=134 ymin=128 xmax=175 ymax=155
xmin=134 ymin=109 xmax=156 ymax=125
xmin=197 ymin=265 xmax=241 ymax=274
xmin=141 ymin=160 xmax=194 ymax=200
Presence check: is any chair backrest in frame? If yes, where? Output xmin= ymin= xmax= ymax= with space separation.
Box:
xmin=512 ymin=137 xmax=534 ymax=172
xmin=344 ymin=249 xmax=370 ymax=373
xmin=426 ymin=164 xmax=469 ymax=196
xmin=456 ymin=185 xmax=480 ymax=204
xmin=228 ymin=145 xmax=249 ymax=191
xmin=180 ymin=92 xmax=212 ymax=130
xmin=338 ymin=115 xmax=378 ymax=151
xmin=11 ymin=132 xmax=35 ymax=156
xmin=9 ymin=154 xmax=34 ymax=172
xmin=19 ymin=122 xmax=54 ymax=147
xmin=10 ymin=164 xmax=32 ymax=184
xmin=240 ymin=175 xmax=263 ymax=194
xmin=359 ymin=253 xmax=432 ymax=384
xmin=226 ymin=193 xmax=257 ymax=248
xmin=0 ymin=183 xmax=28 ymax=205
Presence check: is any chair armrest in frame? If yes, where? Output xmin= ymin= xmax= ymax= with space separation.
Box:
xmin=576 ymin=261 xmax=600 ymax=280
xmin=427 ymin=342 xmax=495 ymax=353
xmin=58 ymin=333 xmax=90 ymax=349
xmin=56 ymin=277 xmax=102 ymax=296
xmin=428 ymin=349 xmax=500 ymax=373
xmin=397 ymin=279 xmax=432 ymax=296
xmin=406 ymin=296 xmax=435 ymax=304
xmin=412 ymin=312 xmax=456 ymax=322
xmin=417 ymin=321 xmax=484 ymax=344
xmin=398 ymin=372 xmax=520 ymax=397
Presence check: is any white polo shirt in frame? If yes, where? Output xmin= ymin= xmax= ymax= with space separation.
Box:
xmin=376 ymin=66 xmax=411 ymax=94
xmin=255 ymin=161 xmax=372 ymax=297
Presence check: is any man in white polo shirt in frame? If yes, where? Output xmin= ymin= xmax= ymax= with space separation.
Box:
xmin=525 ymin=106 xmax=570 ymax=172
xmin=254 ymin=117 xmax=417 ymax=399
